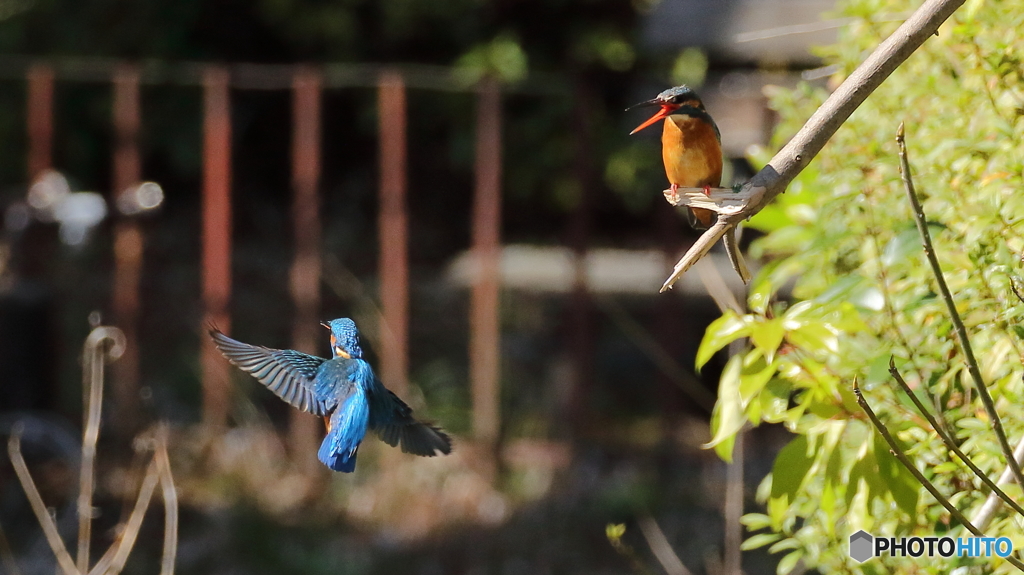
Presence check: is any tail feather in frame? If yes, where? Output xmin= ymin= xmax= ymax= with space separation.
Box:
xmin=318 ymin=436 xmax=358 ymax=472
xmin=378 ymin=421 xmax=452 ymax=457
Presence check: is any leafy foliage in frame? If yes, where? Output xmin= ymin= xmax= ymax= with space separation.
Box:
xmin=702 ymin=0 xmax=1024 ymax=571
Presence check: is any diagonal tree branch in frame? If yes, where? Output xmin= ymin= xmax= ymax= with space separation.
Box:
xmin=895 ymin=123 xmax=1024 ymax=490
xmin=889 ymin=359 xmax=1024 ymax=518
xmin=855 ymin=381 xmax=1024 ymax=572
xmin=660 ymin=0 xmax=967 ymax=290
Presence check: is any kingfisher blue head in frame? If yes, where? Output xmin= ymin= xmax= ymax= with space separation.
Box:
xmin=321 ymin=318 xmax=363 ymax=359
xmin=627 ymin=85 xmax=706 ymax=135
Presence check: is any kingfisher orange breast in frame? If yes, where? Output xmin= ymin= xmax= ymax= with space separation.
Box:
xmin=661 ymin=113 xmax=723 ymax=188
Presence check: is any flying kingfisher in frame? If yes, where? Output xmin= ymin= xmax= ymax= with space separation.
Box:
xmin=628 ymin=85 xmax=722 ymax=229
xmin=629 ymin=85 xmax=750 ymax=284
xmin=209 ymin=318 xmax=452 ymax=472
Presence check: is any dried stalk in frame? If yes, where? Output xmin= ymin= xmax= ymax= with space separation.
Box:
xmin=155 ymin=426 xmax=178 ymax=575
xmin=78 ymin=327 xmax=126 ymax=573
xmin=8 ymin=429 xmax=81 ymax=575
xmin=87 ymin=461 xmax=159 ymax=575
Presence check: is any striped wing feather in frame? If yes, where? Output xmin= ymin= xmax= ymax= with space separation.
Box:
xmin=209 ymin=328 xmax=328 ymax=416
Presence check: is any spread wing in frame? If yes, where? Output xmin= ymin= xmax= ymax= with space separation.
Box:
xmin=208 ymin=328 xmax=329 ymax=416
xmin=369 ymin=387 xmax=452 ymax=457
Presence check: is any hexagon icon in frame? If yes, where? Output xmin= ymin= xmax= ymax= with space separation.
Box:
xmin=849 ymin=530 xmax=874 ymax=563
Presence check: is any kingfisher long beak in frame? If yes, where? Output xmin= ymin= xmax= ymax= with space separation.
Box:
xmin=625 ymin=97 xmax=660 ymax=112
xmin=320 ymin=321 xmax=331 ymax=330
xmin=630 ymin=104 xmax=676 ymax=135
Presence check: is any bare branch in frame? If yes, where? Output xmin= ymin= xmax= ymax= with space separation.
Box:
xmin=660 ymin=0 xmax=968 ymax=289
xmin=889 ymin=359 xmax=1024 ymax=518
xmin=896 ymin=123 xmax=1024 ymax=489
xmin=854 ymin=382 xmax=1024 ymax=572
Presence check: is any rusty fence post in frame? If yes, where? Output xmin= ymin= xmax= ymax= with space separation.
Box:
xmin=111 ymin=64 xmax=144 ymax=440
xmin=377 ymin=71 xmax=409 ymax=397
xmin=27 ymin=64 xmax=54 ymax=179
xmin=201 ymin=67 xmax=232 ymax=430
xmin=470 ymin=78 xmax=502 ymax=447
xmin=289 ymin=68 xmax=323 ymax=467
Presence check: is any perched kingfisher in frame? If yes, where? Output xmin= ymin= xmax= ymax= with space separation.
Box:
xmin=628 ymin=85 xmax=722 ymax=229
xmin=209 ymin=318 xmax=452 ymax=472
xmin=629 ymin=85 xmax=750 ymax=285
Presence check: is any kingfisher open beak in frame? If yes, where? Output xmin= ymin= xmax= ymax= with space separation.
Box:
xmin=629 ymin=102 xmax=678 ymax=135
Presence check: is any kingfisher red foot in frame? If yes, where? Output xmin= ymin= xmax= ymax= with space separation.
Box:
xmin=628 ymin=85 xmax=723 ymax=230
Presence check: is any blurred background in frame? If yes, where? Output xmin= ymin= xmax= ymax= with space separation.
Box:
xmin=0 ymin=0 xmax=839 ymax=573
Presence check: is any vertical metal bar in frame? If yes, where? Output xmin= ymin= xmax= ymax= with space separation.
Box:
xmin=26 ymin=63 xmax=54 ymax=179
xmin=289 ymin=68 xmax=322 ymax=466
xmin=377 ymin=71 xmax=409 ymax=397
xmin=201 ymin=67 xmax=232 ymax=429
xmin=470 ymin=78 xmax=502 ymax=445
xmin=111 ymin=64 xmax=143 ymax=440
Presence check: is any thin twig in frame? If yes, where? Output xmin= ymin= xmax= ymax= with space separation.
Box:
xmin=889 ymin=358 xmax=1024 ymax=518
xmin=87 ymin=460 xmax=160 ymax=575
xmin=865 ymin=198 xmax=953 ymax=438
xmin=661 ymin=0 xmax=968 ymax=289
xmin=896 ymin=123 xmax=1024 ymax=489
xmin=854 ymin=382 xmax=1024 ymax=572
xmin=77 ymin=326 xmax=126 ymax=574
xmin=7 ymin=430 xmax=81 ymax=575
xmin=155 ymin=426 xmax=178 ymax=575
xmin=637 ymin=516 xmax=693 ymax=575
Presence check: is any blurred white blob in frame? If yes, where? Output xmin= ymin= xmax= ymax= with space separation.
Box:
xmin=116 ymin=181 xmax=164 ymax=216
xmin=53 ymin=191 xmax=107 ymax=246
xmin=20 ymin=170 xmax=109 ymax=246
xmin=26 ymin=170 xmax=71 ymax=222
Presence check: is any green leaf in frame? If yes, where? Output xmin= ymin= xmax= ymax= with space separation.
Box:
xmin=769 ymin=436 xmax=814 ymax=507
xmin=695 ymin=311 xmax=749 ymax=369
xmin=784 ymin=322 xmax=838 ymax=355
xmin=705 ymin=355 xmax=746 ymax=461
xmin=874 ymin=431 xmax=920 ymax=517
xmin=881 ymin=224 xmax=946 ymax=267
xmin=740 ymin=513 xmax=772 ymax=530
xmin=776 ymin=550 xmax=804 ymax=575
xmin=759 ymin=379 xmax=791 ymax=423
xmin=739 ymin=355 xmax=776 ymax=403
xmin=741 ymin=533 xmax=782 ymax=551
xmin=605 ymin=523 xmax=626 ymax=543
xmin=749 ymin=318 xmax=785 ymax=363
